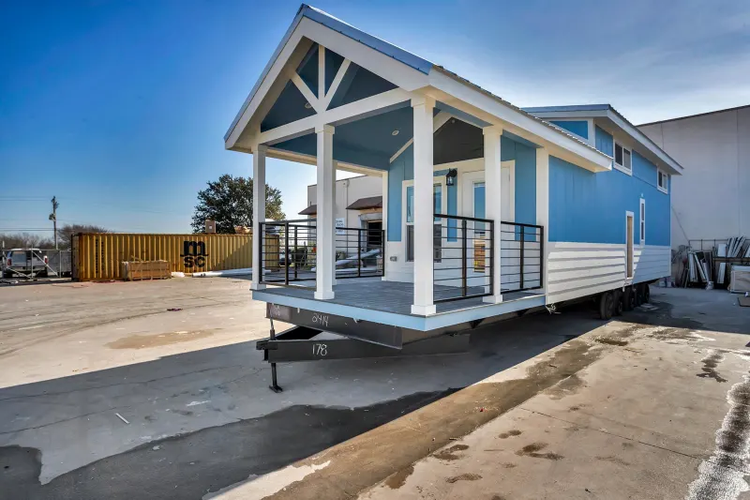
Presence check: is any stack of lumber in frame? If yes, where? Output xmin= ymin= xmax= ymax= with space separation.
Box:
xmin=121 ymin=260 xmax=171 ymax=281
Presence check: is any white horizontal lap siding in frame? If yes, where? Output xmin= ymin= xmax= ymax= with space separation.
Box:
xmin=546 ymin=242 xmax=669 ymax=304
xmin=632 ymin=245 xmax=671 ymax=282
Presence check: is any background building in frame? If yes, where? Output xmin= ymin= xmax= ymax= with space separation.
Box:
xmin=639 ymin=105 xmax=750 ymax=250
xmin=301 ymin=174 xmax=383 ymax=232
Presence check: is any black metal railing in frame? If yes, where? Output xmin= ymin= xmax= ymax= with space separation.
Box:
xmin=499 ymin=221 xmax=544 ymax=293
xmin=432 ymin=214 xmax=495 ymax=303
xmin=431 ymin=216 xmax=544 ymax=303
xmin=334 ymin=225 xmax=385 ymax=279
xmin=259 ymin=220 xmax=384 ymax=287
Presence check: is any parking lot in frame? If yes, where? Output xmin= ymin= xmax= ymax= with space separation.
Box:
xmin=1 ymin=277 xmax=749 ymax=499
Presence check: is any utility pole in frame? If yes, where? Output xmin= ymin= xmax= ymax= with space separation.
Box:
xmin=49 ymin=196 xmax=59 ymax=249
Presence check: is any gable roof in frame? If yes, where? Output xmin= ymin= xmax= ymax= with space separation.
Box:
xmin=524 ymin=104 xmax=684 ymax=175
xmin=225 ymin=4 xmax=613 ymax=173
xmin=224 ymin=4 xmax=433 ymax=143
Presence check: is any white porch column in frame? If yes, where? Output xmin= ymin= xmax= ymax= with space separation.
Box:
xmin=536 ymin=147 xmax=550 ymax=291
xmin=315 ymin=124 xmax=335 ymax=300
xmin=331 ymin=160 xmax=339 ymax=285
xmin=251 ymin=144 xmax=267 ymax=291
xmin=483 ymin=126 xmax=503 ymax=304
xmin=411 ymin=95 xmax=436 ymax=316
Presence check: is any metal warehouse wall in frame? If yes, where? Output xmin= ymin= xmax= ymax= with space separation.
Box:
xmin=72 ymin=233 xmax=254 ymax=281
xmin=639 ymin=106 xmax=750 ymax=249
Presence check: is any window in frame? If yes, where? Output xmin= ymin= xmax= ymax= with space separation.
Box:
xmin=639 ymin=199 xmax=646 ymax=245
xmin=614 ymin=142 xmax=632 ymax=174
xmin=405 ymin=183 xmax=442 ymax=262
xmin=657 ymin=169 xmax=668 ymax=193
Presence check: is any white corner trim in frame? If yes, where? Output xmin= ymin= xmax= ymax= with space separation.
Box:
xmin=586 ymin=119 xmax=595 ymax=147
xmin=625 ymin=210 xmax=635 ymax=279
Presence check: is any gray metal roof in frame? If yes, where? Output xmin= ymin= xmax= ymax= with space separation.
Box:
xmin=523 ymin=104 xmax=610 ymax=114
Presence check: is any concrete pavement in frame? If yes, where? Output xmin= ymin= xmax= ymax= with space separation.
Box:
xmin=0 ymin=277 xmax=583 ymax=499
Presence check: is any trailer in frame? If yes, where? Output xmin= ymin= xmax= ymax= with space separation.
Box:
xmin=224 ymin=5 xmax=683 ymax=391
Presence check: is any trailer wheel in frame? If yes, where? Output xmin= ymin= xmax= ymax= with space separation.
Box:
xmin=634 ymin=284 xmax=644 ymax=307
xmin=613 ymin=289 xmax=624 ymax=316
xmin=622 ymin=287 xmax=635 ymax=311
xmin=598 ymin=291 xmax=614 ymax=320
xmin=643 ymin=284 xmax=650 ymax=303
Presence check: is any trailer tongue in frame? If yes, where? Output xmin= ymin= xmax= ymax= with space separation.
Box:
xmin=256 ymin=303 xmax=474 ymax=392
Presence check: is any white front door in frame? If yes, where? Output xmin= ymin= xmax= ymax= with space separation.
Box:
xmin=458 ymin=163 xmax=514 ymax=291
xmin=461 ymin=162 xmax=514 ymax=222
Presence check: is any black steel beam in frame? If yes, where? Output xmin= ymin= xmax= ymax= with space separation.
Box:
xmin=266 ymin=303 xmax=403 ymax=348
xmin=257 ymin=328 xmax=470 ymax=363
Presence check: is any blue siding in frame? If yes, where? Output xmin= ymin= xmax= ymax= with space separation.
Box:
xmin=550 ymin=120 xmax=588 ymax=139
xmin=387 ymin=137 xmax=536 ymax=242
xmin=549 ymin=155 xmax=669 ymax=246
xmin=595 ymin=126 xmax=613 ymax=156
xmin=387 ymin=144 xmax=412 ymax=241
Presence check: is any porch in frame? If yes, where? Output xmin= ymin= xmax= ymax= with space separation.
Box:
xmin=224 ymin=9 xmax=611 ymax=318
xmin=253 ymin=279 xmax=545 ymax=332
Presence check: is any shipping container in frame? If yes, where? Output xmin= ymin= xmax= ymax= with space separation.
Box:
xmin=71 ymin=233 xmax=276 ymax=281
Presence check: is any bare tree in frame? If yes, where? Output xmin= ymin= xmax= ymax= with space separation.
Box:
xmin=57 ymin=224 xmax=109 ymax=249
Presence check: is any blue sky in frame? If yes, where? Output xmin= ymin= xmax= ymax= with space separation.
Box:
xmin=1 ymin=0 xmax=748 ymax=235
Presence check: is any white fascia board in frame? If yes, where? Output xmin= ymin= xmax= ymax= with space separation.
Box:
xmin=427 ymin=71 xmax=612 ymax=172
xmin=225 ymin=17 xmax=429 ymax=151
xmin=224 ymin=10 xmax=306 ymax=146
xmin=225 ymin=31 xmax=306 ymax=150
xmin=257 ymin=87 xmax=412 ymax=146
xmin=530 ymin=110 xmax=609 ymax=120
xmin=300 ymin=18 xmax=428 ymax=91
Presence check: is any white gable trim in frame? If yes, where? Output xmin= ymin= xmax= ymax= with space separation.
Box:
xmin=225 ymin=17 xmax=429 ymax=150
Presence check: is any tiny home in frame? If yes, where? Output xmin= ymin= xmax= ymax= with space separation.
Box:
xmin=225 ymin=5 xmax=683 ymax=387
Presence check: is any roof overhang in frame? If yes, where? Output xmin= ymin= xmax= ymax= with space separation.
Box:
xmin=346 ymin=195 xmax=382 ymax=210
xmin=299 ymin=204 xmax=317 ymax=215
xmin=225 ymin=4 xmax=613 ymax=174
xmin=527 ymin=106 xmax=684 ymax=176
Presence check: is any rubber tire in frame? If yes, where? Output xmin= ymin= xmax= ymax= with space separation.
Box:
xmin=598 ymin=291 xmax=614 ymax=320
xmin=643 ymin=284 xmax=650 ymax=303
xmin=622 ymin=287 xmax=635 ymax=311
xmin=613 ymin=289 xmax=624 ymax=316
xmin=634 ymin=285 xmax=643 ymax=307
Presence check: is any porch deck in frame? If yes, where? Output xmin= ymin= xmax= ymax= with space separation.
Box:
xmin=253 ymin=279 xmax=546 ymax=331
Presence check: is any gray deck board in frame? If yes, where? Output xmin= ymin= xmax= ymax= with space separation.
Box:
xmin=258 ymin=279 xmax=539 ymax=316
